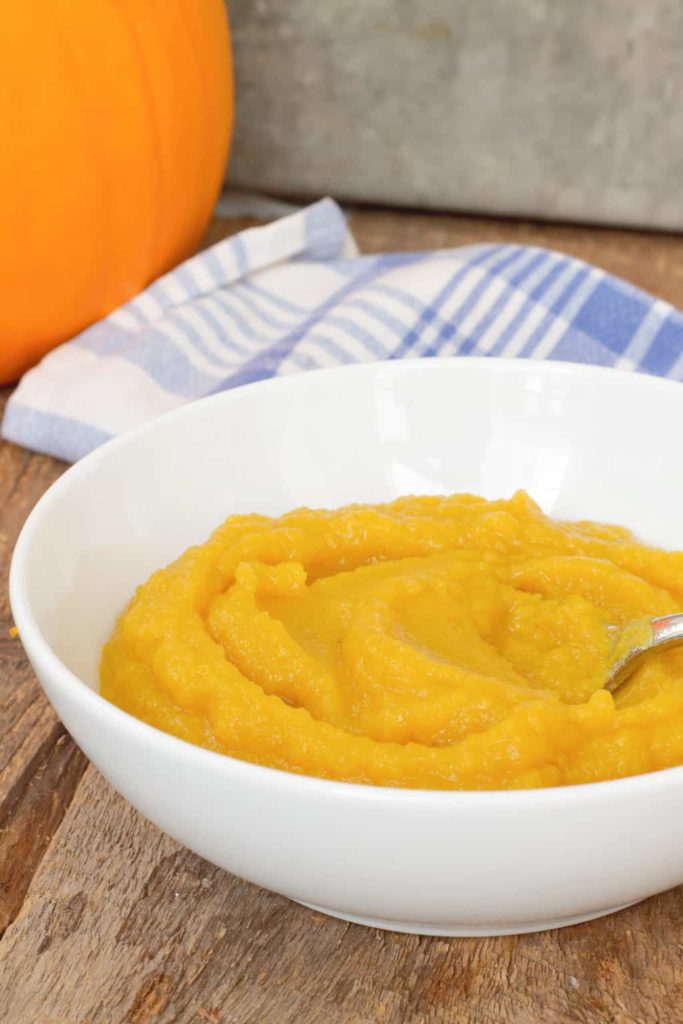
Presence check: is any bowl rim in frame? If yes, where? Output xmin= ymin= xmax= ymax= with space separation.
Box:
xmin=10 ymin=355 xmax=683 ymax=805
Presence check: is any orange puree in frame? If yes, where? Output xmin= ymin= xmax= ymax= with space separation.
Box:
xmin=100 ymin=491 xmax=683 ymax=789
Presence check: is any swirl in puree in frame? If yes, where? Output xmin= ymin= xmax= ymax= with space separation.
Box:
xmin=101 ymin=491 xmax=683 ymax=789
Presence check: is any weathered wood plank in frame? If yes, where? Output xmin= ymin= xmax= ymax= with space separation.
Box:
xmin=1 ymin=767 xmax=682 ymax=1024
xmin=0 ymin=389 xmax=89 ymax=934
xmin=0 ymin=659 xmax=87 ymax=943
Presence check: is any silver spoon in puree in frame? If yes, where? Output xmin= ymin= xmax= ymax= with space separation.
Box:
xmin=605 ymin=613 xmax=683 ymax=694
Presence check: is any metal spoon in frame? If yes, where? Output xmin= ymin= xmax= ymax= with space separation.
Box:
xmin=605 ymin=613 xmax=683 ymax=694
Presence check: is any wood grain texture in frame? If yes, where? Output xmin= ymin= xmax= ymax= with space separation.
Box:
xmin=1 ymin=768 xmax=683 ymax=1024
xmin=0 ymin=389 xmax=87 ymax=934
xmin=1 ymin=208 xmax=683 ymax=1021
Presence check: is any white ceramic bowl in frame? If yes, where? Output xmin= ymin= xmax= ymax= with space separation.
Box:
xmin=10 ymin=358 xmax=683 ymax=936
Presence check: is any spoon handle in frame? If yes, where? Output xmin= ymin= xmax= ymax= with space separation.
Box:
xmin=651 ymin=613 xmax=683 ymax=649
xmin=605 ymin=613 xmax=683 ymax=694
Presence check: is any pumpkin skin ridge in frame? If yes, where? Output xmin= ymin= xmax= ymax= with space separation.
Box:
xmin=172 ymin=0 xmax=234 ymax=268
xmin=108 ymin=0 xmax=167 ymax=302
xmin=48 ymin=4 xmax=105 ymax=323
xmin=48 ymin=1 xmax=150 ymax=322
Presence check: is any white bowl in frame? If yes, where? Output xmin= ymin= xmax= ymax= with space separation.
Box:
xmin=10 ymin=358 xmax=683 ymax=936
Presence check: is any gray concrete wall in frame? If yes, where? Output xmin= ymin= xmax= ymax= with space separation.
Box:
xmin=226 ymin=0 xmax=683 ymax=230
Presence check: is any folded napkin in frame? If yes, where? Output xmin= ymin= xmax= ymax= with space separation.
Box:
xmin=4 ymin=198 xmax=683 ymax=463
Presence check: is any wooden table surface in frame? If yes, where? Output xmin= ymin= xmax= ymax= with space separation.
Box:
xmin=2 ymin=206 xmax=683 ymax=1024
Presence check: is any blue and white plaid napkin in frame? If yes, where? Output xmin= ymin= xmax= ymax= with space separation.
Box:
xmin=3 ymin=198 xmax=683 ymax=463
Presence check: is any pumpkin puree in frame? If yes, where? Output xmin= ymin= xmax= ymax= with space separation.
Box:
xmin=100 ymin=491 xmax=683 ymax=789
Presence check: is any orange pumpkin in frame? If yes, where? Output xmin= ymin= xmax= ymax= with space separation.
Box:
xmin=0 ymin=0 xmax=233 ymax=385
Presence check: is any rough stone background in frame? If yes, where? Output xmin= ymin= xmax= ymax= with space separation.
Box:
xmin=225 ymin=0 xmax=683 ymax=230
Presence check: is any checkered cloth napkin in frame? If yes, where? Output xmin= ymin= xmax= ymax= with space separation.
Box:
xmin=3 ymin=198 xmax=683 ymax=463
